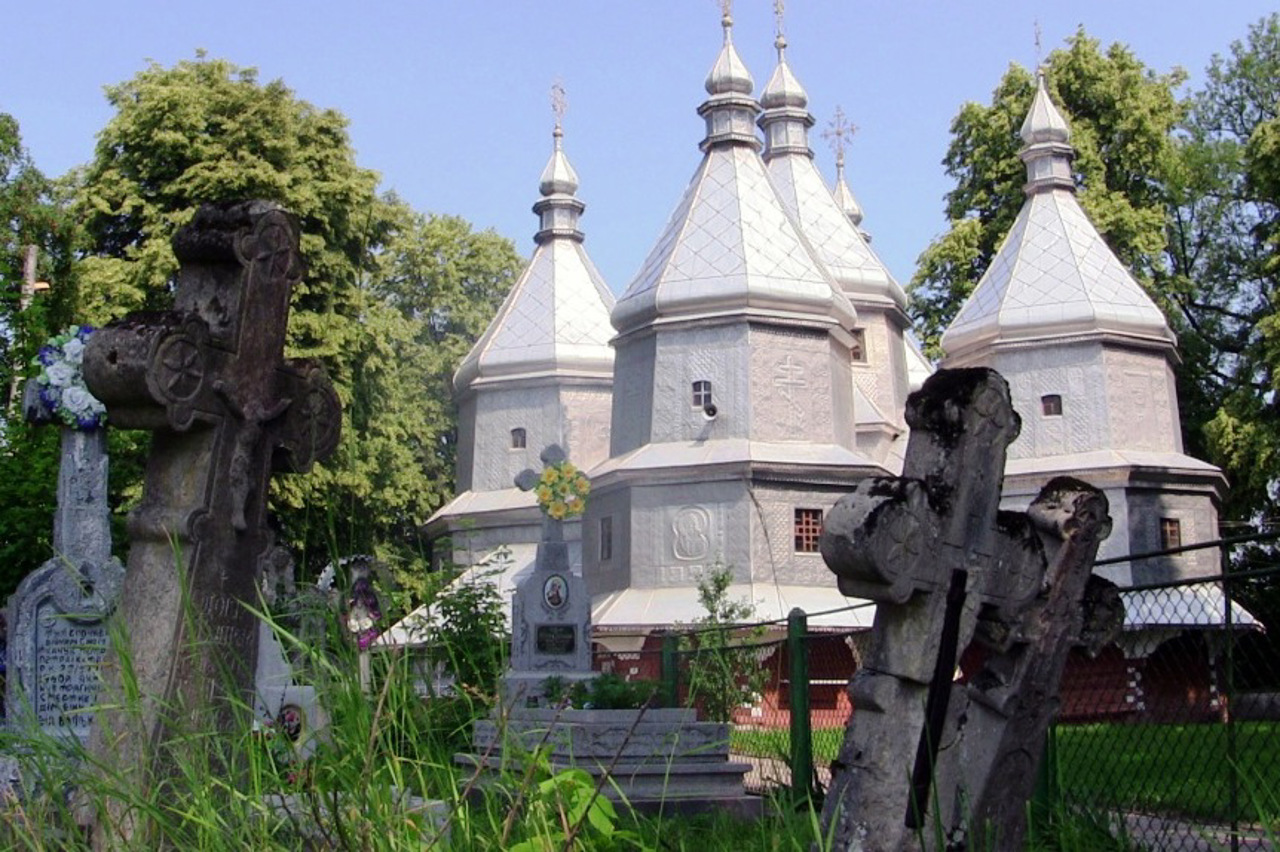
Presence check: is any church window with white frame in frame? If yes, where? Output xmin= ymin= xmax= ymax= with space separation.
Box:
xmin=692 ymin=380 xmax=713 ymax=408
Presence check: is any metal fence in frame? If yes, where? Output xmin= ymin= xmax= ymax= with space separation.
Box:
xmin=636 ymin=531 xmax=1280 ymax=851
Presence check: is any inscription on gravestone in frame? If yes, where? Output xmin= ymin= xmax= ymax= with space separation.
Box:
xmin=535 ymin=625 xmax=576 ymax=655
xmin=6 ymin=366 xmax=123 ymax=749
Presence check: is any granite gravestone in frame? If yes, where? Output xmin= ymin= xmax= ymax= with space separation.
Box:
xmin=503 ymin=445 xmax=595 ymax=705
xmin=81 ymin=202 xmax=340 ymax=837
xmin=817 ymin=368 xmax=1115 ymax=851
xmin=5 ymin=371 xmax=123 ymax=748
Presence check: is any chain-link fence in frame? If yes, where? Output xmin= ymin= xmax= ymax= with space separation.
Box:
xmin=638 ymin=532 xmax=1280 ymax=850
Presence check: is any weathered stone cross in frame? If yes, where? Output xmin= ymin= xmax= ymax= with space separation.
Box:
xmin=82 ymin=202 xmax=340 ymax=801
xmin=817 ymin=368 xmax=1114 ymax=851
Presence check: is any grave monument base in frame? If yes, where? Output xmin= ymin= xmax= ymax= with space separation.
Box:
xmin=457 ymin=706 xmax=759 ymax=816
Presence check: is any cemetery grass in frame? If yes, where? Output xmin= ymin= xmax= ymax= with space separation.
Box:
xmin=1055 ymin=721 xmax=1280 ymax=822
xmin=0 ymin=607 xmax=836 ymax=851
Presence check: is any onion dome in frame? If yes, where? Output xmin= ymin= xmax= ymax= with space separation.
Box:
xmin=941 ymin=70 xmax=1176 ymax=360
xmin=612 ymin=14 xmax=856 ymax=339
xmin=455 ymin=120 xmax=615 ymax=392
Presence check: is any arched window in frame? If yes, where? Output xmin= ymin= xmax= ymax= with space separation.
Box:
xmin=510 ymin=427 xmax=527 ymax=449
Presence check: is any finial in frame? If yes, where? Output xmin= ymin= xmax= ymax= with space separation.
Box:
xmin=551 ymin=79 xmax=567 ymax=142
xmin=720 ymin=0 xmax=733 ymax=38
xmin=773 ymin=0 xmax=787 ymax=56
xmin=823 ymin=106 xmax=858 ymax=173
xmin=1034 ymin=20 xmax=1043 ymax=73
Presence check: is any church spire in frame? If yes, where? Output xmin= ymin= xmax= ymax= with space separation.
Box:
xmin=759 ymin=0 xmax=813 ymax=160
xmin=1019 ymin=70 xmax=1074 ymax=194
xmin=535 ymin=82 xmax=584 ymax=244
xmin=825 ymin=106 xmax=867 ymax=232
xmin=699 ymin=4 xmax=760 ymax=152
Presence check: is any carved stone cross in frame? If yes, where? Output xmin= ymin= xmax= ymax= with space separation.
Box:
xmin=82 ymin=202 xmax=340 ymax=806
xmin=816 ymin=368 xmax=1114 ymax=851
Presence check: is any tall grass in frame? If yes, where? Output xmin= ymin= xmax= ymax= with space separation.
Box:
xmin=0 ymin=599 xmax=838 ymax=851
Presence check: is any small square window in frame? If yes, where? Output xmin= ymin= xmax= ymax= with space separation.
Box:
xmin=795 ymin=508 xmax=823 ymax=553
xmin=850 ymin=329 xmax=867 ymax=364
xmin=511 ymin=428 xmax=527 ymax=449
xmin=1041 ymin=394 xmax=1063 ymax=416
xmin=599 ymin=516 xmax=613 ymax=561
xmin=692 ymin=380 xmax=713 ymax=408
xmin=1161 ymin=518 xmax=1182 ymax=551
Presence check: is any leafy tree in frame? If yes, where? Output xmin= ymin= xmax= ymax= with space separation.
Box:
xmin=272 ymin=204 xmax=520 ymax=573
xmin=0 ymin=114 xmax=83 ymax=597
xmin=1168 ymin=15 xmax=1280 ymax=524
xmin=70 ymin=56 xmax=520 ymax=583
xmin=909 ymin=31 xmax=1186 ymax=358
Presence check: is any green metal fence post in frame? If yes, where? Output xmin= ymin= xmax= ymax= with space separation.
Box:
xmin=1222 ymin=543 xmax=1240 ymax=852
xmin=788 ymin=607 xmax=813 ymax=802
xmin=661 ymin=631 xmax=679 ymax=709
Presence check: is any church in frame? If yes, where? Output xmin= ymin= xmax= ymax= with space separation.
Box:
xmin=406 ymin=11 xmax=1237 ymax=692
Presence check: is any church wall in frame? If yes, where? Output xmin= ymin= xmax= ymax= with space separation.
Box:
xmin=748 ymin=325 xmax=839 ymax=444
xmin=583 ymin=487 xmax=632 ymax=598
xmin=610 ymin=334 xmax=656 ymax=456
xmin=1126 ymin=488 xmax=1219 ymax=583
xmin=455 ymin=396 xmax=478 ymax=492
xmin=852 ymin=307 xmax=909 ymax=430
xmin=559 ymin=386 xmax=612 ymax=472
xmin=1102 ymin=347 xmax=1183 ymax=454
xmin=830 ymin=335 xmax=857 ymax=451
xmin=747 ymin=483 xmax=850 ymax=587
xmin=652 ymin=324 xmax=751 ymax=443
xmin=986 ymin=341 xmax=1111 ymax=460
xmin=628 ymin=480 xmax=752 ymax=588
xmin=470 ymin=385 xmax=563 ymax=492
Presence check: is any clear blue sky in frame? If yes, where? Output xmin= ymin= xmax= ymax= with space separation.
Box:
xmin=6 ymin=2 xmax=1275 ymax=294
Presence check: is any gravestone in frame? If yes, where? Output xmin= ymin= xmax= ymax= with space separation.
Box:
xmin=4 ymin=370 xmax=123 ymax=749
xmin=461 ymin=446 xmax=755 ymax=813
xmin=254 ymin=548 xmax=325 ymax=759
xmin=81 ymin=201 xmax=340 ymax=837
xmin=817 ymin=368 xmax=1116 ymax=851
xmin=503 ymin=445 xmax=595 ymax=705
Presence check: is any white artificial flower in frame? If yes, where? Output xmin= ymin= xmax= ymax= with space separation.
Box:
xmin=61 ymin=386 xmax=95 ymax=417
xmin=61 ymin=338 xmax=85 ymax=365
xmin=45 ymin=362 xmax=75 ymax=387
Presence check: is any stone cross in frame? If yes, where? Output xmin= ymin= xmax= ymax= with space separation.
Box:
xmin=82 ymin=202 xmax=340 ymax=810
xmin=816 ymin=368 xmax=1113 ymax=851
xmin=5 ymin=387 xmax=123 ymax=744
xmin=515 ymin=443 xmax=569 ymax=545
xmin=507 ymin=444 xmax=593 ymax=704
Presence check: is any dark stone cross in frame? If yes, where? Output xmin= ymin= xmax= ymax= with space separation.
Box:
xmin=816 ymin=368 xmax=1114 ymax=851
xmin=82 ymin=202 xmax=340 ymax=806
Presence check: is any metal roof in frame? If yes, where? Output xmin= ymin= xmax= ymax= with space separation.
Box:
xmin=941 ymin=73 xmax=1176 ymax=360
xmin=454 ymin=126 xmax=615 ymax=392
xmin=611 ymin=15 xmax=855 ymax=337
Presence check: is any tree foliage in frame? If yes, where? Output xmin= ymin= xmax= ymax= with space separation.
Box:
xmin=1168 ymin=15 xmax=1280 ymax=523
xmin=65 ymin=55 xmax=520 ymax=585
xmin=909 ymin=31 xmax=1185 ymax=358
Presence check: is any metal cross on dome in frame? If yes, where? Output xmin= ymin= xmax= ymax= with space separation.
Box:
xmin=823 ymin=106 xmax=858 ymax=167
xmin=551 ymin=80 xmax=567 ymax=132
